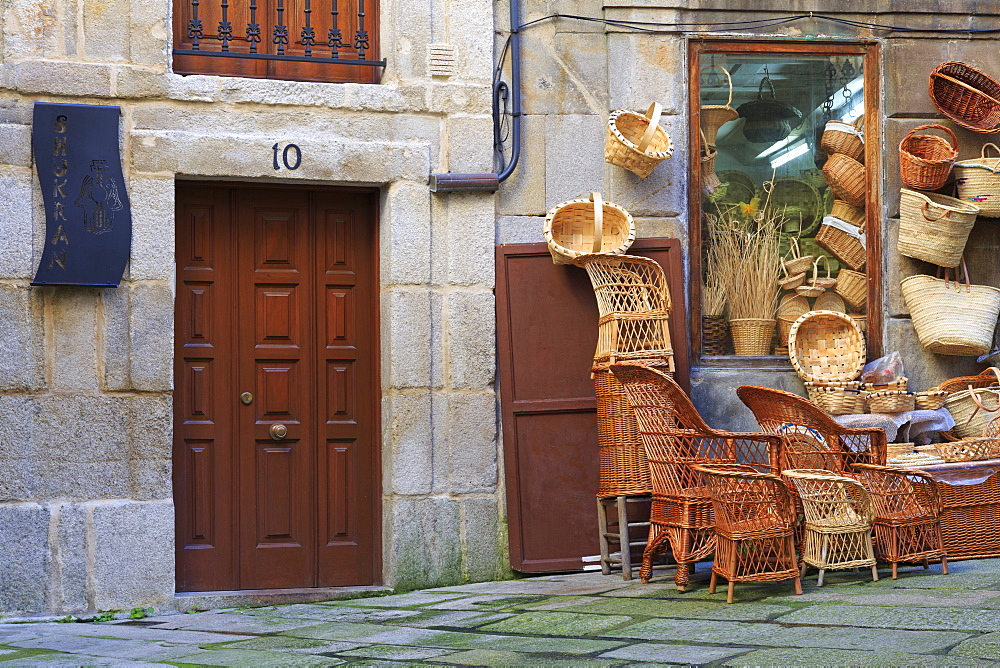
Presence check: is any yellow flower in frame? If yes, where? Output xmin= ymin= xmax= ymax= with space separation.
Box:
xmin=739 ymin=196 xmax=761 ymax=218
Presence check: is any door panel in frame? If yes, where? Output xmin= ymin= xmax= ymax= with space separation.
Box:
xmin=174 ymin=184 xmax=377 ymax=592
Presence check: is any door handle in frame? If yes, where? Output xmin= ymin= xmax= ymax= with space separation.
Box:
xmin=269 ymin=424 xmax=288 ymax=441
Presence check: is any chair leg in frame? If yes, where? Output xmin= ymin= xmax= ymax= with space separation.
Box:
xmin=892 ymin=562 xmax=898 ymax=580
xmin=709 ymin=571 xmax=717 ymax=594
xmin=923 ymin=558 xmax=930 ymax=570
xmin=941 ymin=556 xmax=949 ymax=575
xmin=597 ymin=497 xmax=611 ymax=576
xmin=871 ymin=564 xmax=879 ymax=582
xmin=639 ymin=525 xmax=667 ymax=584
xmin=793 ymin=576 xmax=803 ymax=595
xmin=616 ymin=496 xmax=632 ymax=581
xmin=674 ymin=562 xmax=690 ymax=592
xmin=727 ymin=580 xmax=736 ymax=604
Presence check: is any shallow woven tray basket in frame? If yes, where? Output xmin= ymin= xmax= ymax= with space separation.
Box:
xmin=805 ymin=382 xmax=867 ymax=415
xmin=867 ymin=390 xmax=916 ymax=414
xmin=543 ymin=192 xmax=635 ymax=265
xmin=605 ymin=102 xmax=674 ymax=178
xmin=787 ymin=310 xmax=866 ymax=384
xmin=929 ymin=61 xmax=1000 ymax=134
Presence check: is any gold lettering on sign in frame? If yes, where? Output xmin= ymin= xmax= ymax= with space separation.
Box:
xmin=50 ymin=225 xmax=69 ymax=245
xmin=50 ymin=115 xmax=69 ymax=269
xmin=48 ymin=250 xmax=67 ymax=269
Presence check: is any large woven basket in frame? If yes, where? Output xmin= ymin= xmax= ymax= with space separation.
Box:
xmin=805 ymin=382 xmax=867 ymax=415
xmin=834 ymin=269 xmax=867 ymax=310
xmin=605 ymin=103 xmax=674 ymax=178
xmin=954 ymin=143 xmax=1000 ymax=217
xmin=821 ymin=119 xmax=865 ymax=162
xmin=594 ymin=369 xmax=651 ymax=497
xmin=544 ymin=193 xmax=635 ymax=265
xmin=816 ymin=216 xmax=866 ymax=271
xmin=900 ymin=260 xmax=1000 ymax=356
xmin=898 ymin=188 xmax=979 ymax=268
xmin=729 ymin=318 xmax=775 ymax=356
xmin=822 ymin=153 xmax=866 ymax=208
xmin=768 ymin=177 xmax=824 ymax=236
xmin=929 ymin=61 xmax=1000 ymax=134
xmin=702 ymin=314 xmax=729 ymax=355
xmin=945 ymin=384 xmax=1000 ymax=440
xmin=830 ymin=199 xmax=865 ymax=228
xmin=788 ymin=310 xmax=866 ymax=384
xmin=700 ymin=65 xmax=739 ymax=145
xmin=899 ymin=124 xmax=959 ymax=191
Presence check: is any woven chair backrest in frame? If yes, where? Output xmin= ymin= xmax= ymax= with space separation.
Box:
xmin=578 ymin=254 xmax=671 ymax=317
xmin=695 ymin=464 xmax=797 ymax=534
xmin=783 ymin=468 xmax=875 ymax=526
xmin=851 ymin=464 xmax=940 ymax=520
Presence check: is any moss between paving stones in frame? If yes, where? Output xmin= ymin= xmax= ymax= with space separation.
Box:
xmin=778 ymin=603 xmax=1000 ymax=632
xmin=335 ymin=643 xmax=458 ymax=660
xmin=724 ymin=646 xmax=996 ymax=667
xmin=0 ymin=647 xmax=65 ymax=663
xmin=597 ymin=640 xmax=749 ymax=664
xmin=206 ymin=635 xmax=356 ymax=652
xmin=167 ymin=648 xmax=339 ymax=666
xmin=429 ymin=648 xmax=629 ymax=666
xmin=478 ymin=611 xmax=634 ymax=636
xmin=395 ymin=630 xmax=626 ymax=655
xmin=547 ymin=596 xmax=796 ymax=621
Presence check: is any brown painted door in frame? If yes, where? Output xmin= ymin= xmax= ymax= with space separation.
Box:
xmin=174 ymin=183 xmax=378 ymax=591
xmin=497 ymin=239 xmax=688 ymax=572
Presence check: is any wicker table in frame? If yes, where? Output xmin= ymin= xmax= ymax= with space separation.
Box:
xmin=906 ymin=459 xmax=1000 ymax=560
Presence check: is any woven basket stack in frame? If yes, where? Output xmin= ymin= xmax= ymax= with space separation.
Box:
xmin=787 ymin=310 xmax=868 ymax=415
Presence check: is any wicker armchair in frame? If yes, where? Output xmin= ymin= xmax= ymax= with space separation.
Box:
xmin=692 ymin=464 xmax=802 ymax=603
xmin=611 ymin=362 xmax=782 ymax=590
xmin=736 ymin=385 xmax=887 ymax=472
xmin=851 ymin=463 xmax=949 ymax=579
xmin=783 ymin=469 xmax=879 ymax=585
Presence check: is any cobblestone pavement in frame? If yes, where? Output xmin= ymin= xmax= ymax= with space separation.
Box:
xmin=5 ymin=559 xmax=1000 ymax=666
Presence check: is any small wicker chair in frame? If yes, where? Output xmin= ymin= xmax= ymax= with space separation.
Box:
xmin=851 ymin=463 xmax=949 ymax=579
xmin=783 ymin=468 xmax=879 ymax=585
xmin=736 ymin=385 xmax=887 ymax=472
xmin=692 ymin=464 xmax=802 ymax=603
xmin=611 ymin=362 xmax=782 ymax=590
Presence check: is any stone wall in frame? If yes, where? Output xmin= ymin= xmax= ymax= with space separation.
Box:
xmin=0 ymin=0 xmax=504 ymax=617
xmin=498 ymin=0 xmax=1000 ymax=429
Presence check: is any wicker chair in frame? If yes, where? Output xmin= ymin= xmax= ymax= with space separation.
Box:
xmin=692 ymin=464 xmax=802 ymax=603
xmin=736 ymin=385 xmax=887 ymax=472
xmin=783 ymin=469 xmax=879 ymax=585
xmin=851 ymin=463 xmax=949 ymax=579
xmin=611 ymin=362 xmax=782 ymax=590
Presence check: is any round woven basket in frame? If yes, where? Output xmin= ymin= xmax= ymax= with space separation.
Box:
xmin=605 ymin=103 xmax=674 ymax=178
xmin=700 ymin=65 xmax=740 ymax=145
xmin=834 ymin=269 xmax=867 ymax=310
xmin=849 ymin=313 xmax=866 ymax=333
xmin=821 ymin=119 xmax=865 ymax=162
xmin=945 ymin=387 xmax=1000 ymax=439
xmin=830 ymin=200 xmax=865 ymax=227
xmin=867 ymin=390 xmax=916 ymax=414
xmin=822 ymin=153 xmax=866 ymax=208
xmin=702 ymin=314 xmax=730 ymax=355
xmin=805 ymin=382 xmax=867 ymax=415
xmin=769 ymin=178 xmax=824 ymax=237
xmin=777 ymin=294 xmax=810 ymax=346
xmin=929 ymin=61 xmax=1000 ymax=134
xmin=898 ymin=188 xmax=979 ymax=268
xmin=861 ymin=377 xmax=908 ymax=393
xmin=814 ymin=291 xmax=847 ymax=313
xmin=729 ymin=318 xmax=775 ymax=356
xmin=899 ymin=124 xmax=959 ymax=192
xmin=543 ymin=193 xmax=635 ymax=265
xmin=788 ymin=310 xmax=866 ymax=384
xmin=782 ymin=236 xmax=815 ymax=276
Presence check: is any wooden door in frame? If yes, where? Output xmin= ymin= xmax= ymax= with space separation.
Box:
xmin=496 ymin=239 xmax=688 ymax=572
xmin=174 ymin=183 xmax=378 ymax=591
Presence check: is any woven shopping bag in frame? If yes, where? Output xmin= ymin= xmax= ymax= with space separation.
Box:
xmin=954 ymin=143 xmax=1000 ymax=217
xmin=900 ymin=258 xmax=1000 ymax=356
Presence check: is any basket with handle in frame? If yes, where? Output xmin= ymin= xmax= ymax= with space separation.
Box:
xmin=782 ymin=235 xmax=814 ymax=276
xmin=821 ymin=117 xmax=865 ymax=162
xmin=861 ymin=377 xmax=908 ymax=393
xmin=900 ymin=258 xmax=1000 ymax=356
xmin=805 ymin=382 xmax=868 ymax=415
xmin=929 ymin=61 xmax=1000 ymax=134
xmin=700 ymin=65 xmax=739 ymax=145
xmin=899 ymin=124 xmax=959 ymax=191
xmin=812 ymin=255 xmax=837 ymax=289
xmin=945 ymin=385 xmax=1000 ymax=440
xmin=544 ymin=192 xmax=635 ymax=265
xmin=834 ymin=268 xmax=867 ymax=310
xmin=795 ymin=259 xmax=826 ymax=298
xmin=914 ymin=389 xmax=948 ymax=410
xmin=954 ymin=143 xmax=1000 ymax=217
xmin=787 ymin=310 xmax=866 ymax=384
xmin=605 ymin=103 xmax=674 ymax=178
xmin=778 ymin=262 xmax=806 ymax=291
xmin=816 ymin=216 xmax=866 ymax=271
xmin=700 ymin=129 xmax=721 ymax=194
xmin=898 ymin=188 xmax=979 ymax=268
xmin=822 ymin=153 xmax=866 ymax=208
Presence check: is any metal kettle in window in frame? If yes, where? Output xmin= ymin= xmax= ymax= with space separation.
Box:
xmin=737 ymin=75 xmax=803 ymax=143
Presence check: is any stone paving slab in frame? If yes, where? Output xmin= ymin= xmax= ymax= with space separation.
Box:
xmin=208 ymin=635 xmax=365 ymax=654
xmin=169 ymin=648 xmax=339 ymax=665
xmin=777 ymin=603 xmax=1000 ymax=632
xmin=335 ymin=591 xmax=470 ymax=607
xmin=478 ymin=611 xmax=634 ymax=636
xmin=422 ymin=594 xmax=551 ymax=611
xmin=423 ymin=575 xmax=634 ymax=597
xmin=10 ymin=634 xmax=199 ymax=662
xmin=950 ymin=630 xmax=1000 ymax=660
xmin=544 ymin=595 xmax=797 ymax=621
xmin=429 ymin=649 xmax=628 ymax=666
xmin=597 ymin=641 xmax=750 ymax=664
xmin=724 ymin=646 xmax=997 ymax=667
xmin=2 ymin=622 xmax=256 ymax=644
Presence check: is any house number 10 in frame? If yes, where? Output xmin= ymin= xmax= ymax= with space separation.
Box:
xmin=272 ymin=143 xmax=302 ymax=170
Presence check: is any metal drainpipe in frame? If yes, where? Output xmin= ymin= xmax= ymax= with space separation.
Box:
xmin=429 ymin=0 xmax=521 ymax=192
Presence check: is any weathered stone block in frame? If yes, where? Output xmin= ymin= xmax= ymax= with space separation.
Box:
xmin=82 ymin=0 xmax=129 ymax=62
xmin=101 ymin=287 xmax=130 ymax=392
xmin=383 ymin=392 xmax=434 ymax=496
xmin=55 ymin=502 xmax=88 ymax=613
xmin=885 ymin=317 xmax=981 ymax=393
xmin=433 ymin=392 xmax=498 ymax=494
xmin=344 ymin=82 xmax=425 ymax=113
xmin=383 ymin=181 xmax=432 ymax=286
xmin=218 ymin=79 xmax=348 ymax=107
xmin=497 ymin=114 xmax=547 ymax=217
xmin=446 ymin=291 xmax=496 ymax=389
xmin=462 ymin=497 xmax=504 ymax=582
xmin=635 ymin=217 xmax=686 ymax=243
xmin=521 ymin=30 xmax=608 ymax=117
xmin=0 ymin=395 xmax=42 ymax=501
xmin=385 ymin=496 xmax=463 ymax=591
xmin=48 ymin=287 xmax=100 ymax=393
xmin=544 ymin=114 xmax=606 ymax=209
xmin=437 ymin=193 xmax=495 ymax=287
xmin=126 ymin=283 xmax=174 ymax=392
xmin=0 ymin=502 xmax=50 ymax=614
xmin=0 ymin=284 xmax=46 ymax=392
xmin=496 ymin=214 xmax=545 ymax=246
xmin=382 ymin=287 xmax=438 ymax=388
xmin=607 ymin=33 xmax=685 ymax=114
xmin=128 ymin=0 xmax=170 ymax=67
xmin=442 ymin=115 xmax=493 ymax=174
xmin=690 ymin=367 xmax=805 ymax=432
xmin=128 ymin=395 xmax=172 ymax=500
xmin=127 ymin=177 xmax=175 ymax=281
xmin=448 ymin=0 xmax=494 ymax=81
xmin=91 ymin=499 xmax=174 ymax=610
xmin=0 ymin=123 xmax=30 ymax=167
xmin=4 ymin=0 xmax=49 ymax=60
xmin=0 ymin=170 xmax=35 ymax=279
xmin=14 ymin=61 xmax=113 ymax=97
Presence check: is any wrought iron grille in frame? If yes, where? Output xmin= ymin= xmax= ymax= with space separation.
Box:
xmin=173 ymin=0 xmax=384 ymax=82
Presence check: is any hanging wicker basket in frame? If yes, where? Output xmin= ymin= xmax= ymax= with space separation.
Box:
xmin=822 ymin=153 xmax=866 ymax=207
xmin=816 ymin=216 xmax=866 ymax=271
xmin=738 ymin=76 xmax=802 ymax=143
xmin=899 ymin=124 xmax=959 ymax=191
xmin=700 ymin=65 xmax=740 ymax=145
xmin=830 ymin=199 xmax=865 ymax=228
xmin=700 ymin=129 xmax=721 ymax=194
xmin=795 ymin=259 xmax=826 ymax=298
xmin=928 ymin=61 xmax=1000 ymax=134
xmin=834 ymin=268 xmax=867 ymax=310
xmin=782 ymin=236 xmax=815 ymax=276
xmin=954 ymin=143 xmax=1000 ymax=217
xmin=787 ymin=310 xmax=866 ymax=384
xmin=605 ymin=103 xmax=674 ymax=178
xmin=821 ymin=118 xmax=865 ymax=162
xmin=898 ymin=188 xmax=979 ymax=268
xmin=544 ymin=192 xmax=635 ymax=265
xmin=945 ymin=385 xmax=1000 ymax=440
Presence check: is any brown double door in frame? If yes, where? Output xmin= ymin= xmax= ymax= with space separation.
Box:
xmin=173 ymin=183 xmax=378 ymax=591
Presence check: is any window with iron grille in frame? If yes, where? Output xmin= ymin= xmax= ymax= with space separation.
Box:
xmin=173 ymin=0 xmax=383 ymax=83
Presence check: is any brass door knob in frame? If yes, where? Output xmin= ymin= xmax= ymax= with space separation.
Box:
xmin=240 ymin=392 xmax=253 ymax=405
xmin=269 ymin=424 xmax=288 ymax=441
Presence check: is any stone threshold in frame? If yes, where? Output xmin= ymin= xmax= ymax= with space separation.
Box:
xmin=172 ymin=585 xmax=393 ymax=612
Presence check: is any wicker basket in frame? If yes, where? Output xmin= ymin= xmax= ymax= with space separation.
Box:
xmin=830 ymin=199 xmax=865 ymax=228
xmin=868 ymin=390 xmax=916 ymax=414
xmin=768 ymin=178 xmax=824 ymax=236
xmin=886 ymin=442 xmax=917 ymax=459
xmin=945 ymin=386 xmax=1000 ymax=439
xmin=795 ymin=259 xmax=826 ymax=298
xmin=782 ymin=236 xmax=815 ymax=275
xmin=787 ymin=310 xmax=866 ymax=384
xmin=700 ymin=65 xmax=740 ymax=145
xmin=898 ymin=188 xmax=980 ymax=268
xmin=701 ymin=129 xmax=721 ymax=194
xmin=816 ymin=217 xmax=866 ymax=271
xmin=954 ymin=143 xmax=1000 ymax=217
xmin=834 ymin=269 xmax=867 ymax=310
xmin=729 ymin=318 xmax=775 ymax=356
xmin=936 ymin=437 xmax=1000 ymax=463
xmin=594 ymin=369 xmax=651 ymax=497
xmin=544 ymin=193 xmax=635 ymax=265
xmin=805 ymin=382 xmax=867 ymax=415
xmin=702 ymin=314 xmax=730 ymax=355
xmin=821 ymin=119 xmax=865 ymax=162
xmin=928 ymin=61 xmax=1000 ymax=134
xmin=915 ymin=389 xmax=949 ymax=410
xmin=823 ymin=153 xmax=866 ymax=208
xmin=861 ymin=377 xmax=909 ymax=393
xmin=899 ymin=124 xmax=959 ymax=191
xmin=814 ymin=291 xmax=846 ymax=313
xmin=605 ymin=103 xmax=673 ymax=178
xmin=849 ymin=313 xmax=866 ymax=333
xmin=777 ymin=294 xmax=810 ymax=347
xmin=778 ymin=263 xmax=806 ymax=291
